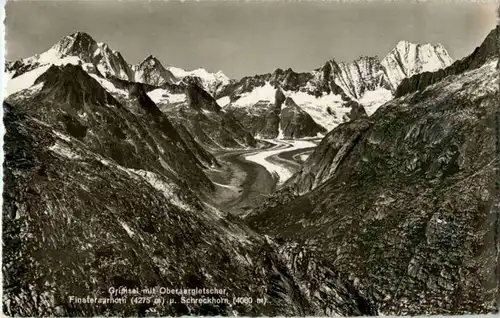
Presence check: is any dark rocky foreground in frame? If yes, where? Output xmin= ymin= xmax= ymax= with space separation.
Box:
xmin=247 ymin=30 xmax=500 ymax=315
xmin=2 ymin=65 xmax=373 ymax=316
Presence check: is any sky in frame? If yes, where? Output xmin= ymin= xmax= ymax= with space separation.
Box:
xmin=5 ymin=0 xmax=499 ymax=79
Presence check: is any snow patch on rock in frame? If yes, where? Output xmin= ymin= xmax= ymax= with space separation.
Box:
xmin=217 ymin=96 xmax=231 ymax=107
xmin=358 ymin=88 xmax=393 ymax=115
xmin=147 ymin=88 xmax=187 ymax=105
xmin=232 ymin=82 xmax=276 ymax=107
xmin=5 ymin=66 xmax=51 ymax=97
xmin=49 ymin=141 xmax=81 ymax=160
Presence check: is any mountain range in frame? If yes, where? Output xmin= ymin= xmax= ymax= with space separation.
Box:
xmin=3 ymin=25 xmax=499 ymax=316
xmin=6 ymin=31 xmax=453 ymax=141
xmin=213 ymin=40 xmax=452 ymax=139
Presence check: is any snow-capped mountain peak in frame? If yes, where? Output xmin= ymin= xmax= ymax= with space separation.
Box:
xmin=168 ymin=66 xmax=229 ymax=82
xmin=140 ymin=54 xmax=158 ymax=64
xmin=167 ymin=66 xmax=230 ymax=97
xmin=381 ymin=40 xmax=453 ymax=89
xmin=6 ymin=31 xmax=135 ymax=83
xmin=52 ymin=31 xmax=98 ymax=58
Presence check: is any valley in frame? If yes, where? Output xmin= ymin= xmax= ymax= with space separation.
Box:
xmin=205 ymin=138 xmax=319 ymax=216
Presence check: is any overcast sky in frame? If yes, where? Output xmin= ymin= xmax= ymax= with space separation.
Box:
xmin=5 ymin=1 xmax=498 ymax=78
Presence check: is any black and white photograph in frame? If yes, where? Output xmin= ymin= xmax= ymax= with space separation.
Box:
xmin=1 ymin=0 xmax=499 ymax=316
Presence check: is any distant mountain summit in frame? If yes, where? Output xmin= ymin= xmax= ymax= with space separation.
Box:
xmin=382 ymin=40 xmax=453 ymax=90
xmin=167 ymin=66 xmax=231 ymax=97
xmin=4 ymin=31 xmax=256 ymax=150
xmin=131 ymin=55 xmax=177 ymax=86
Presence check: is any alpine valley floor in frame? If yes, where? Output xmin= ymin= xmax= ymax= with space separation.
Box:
xmin=205 ymin=138 xmax=319 ymax=216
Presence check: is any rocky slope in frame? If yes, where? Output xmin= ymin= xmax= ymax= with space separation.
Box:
xmin=147 ymin=83 xmax=256 ymax=149
xmin=3 ymin=62 xmax=373 ymax=317
xmin=280 ymin=97 xmax=327 ymax=139
xmin=248 ymin=27 xmax=500 ymax=315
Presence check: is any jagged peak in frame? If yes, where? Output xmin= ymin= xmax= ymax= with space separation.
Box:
xmin=97 ymin=42 xmax=109 ymax=49
xmin=392 ymin=40 xmax=448 ymax=53
xmin=394 ymin=40 xmax=411 ymax=48
xmin=215 ymin=70 xmax=229 ymax=79
xmin=59 ymin=31 xmax=97 ymax=47
xmin=96 ymin=42 xmax=123 ymax=58
xmin=144 ymin=54 xmax=157 ymax=61
xmin=68 ymin=31 xmax=95 ymax=41
xmin=52 ymin=31 xmax=98 ymax=57
xmin=339 ymin=55 xmax=381 ymax=66
xmin=139 ymin=54 xmax=161 ymax=65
